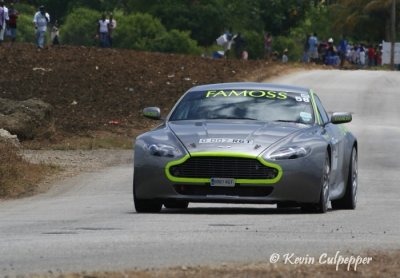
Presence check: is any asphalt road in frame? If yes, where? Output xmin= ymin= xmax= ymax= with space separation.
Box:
xmin=1 ymin=70 xmax=400 ymax=276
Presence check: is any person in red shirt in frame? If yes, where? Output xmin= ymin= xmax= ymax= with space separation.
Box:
xmin=368 ymin=45 xmax=375 ymax=67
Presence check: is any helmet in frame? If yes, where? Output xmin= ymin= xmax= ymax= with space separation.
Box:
xmin=328 ymin=38 xmax=334 ymax=43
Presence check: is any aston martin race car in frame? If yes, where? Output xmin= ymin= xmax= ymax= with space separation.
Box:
xmin=133 ymin=82 xmax=358 ymax=213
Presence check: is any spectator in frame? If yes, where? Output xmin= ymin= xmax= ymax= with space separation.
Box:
xmin=51 ymin=20 xmax=60 ymax=45
xmin=241 ymin=50 xmax=248 ymax=60
xmin=0 ymin=0 xmax=8 ymax=45
xmin=325 ymin=38 xmax=339 ymax=66
xmin=308 ymin=33 xmax=319 ymax=63
xmin=375 ymin=44 xmax=382 ymax=66
xmin=264 ymin=32 xmax=272 ymax=60
xmin=368 ymin=45 xmax=375 ymax=67
xmin=233 ymin=32 xmax=245 ymax=59
xmin=108 ymin=13 xmax=116 ymax=47
xmin=33 ymin=5 xmax=50 ymax=49
xmin=338 ymin=37 xmax=348 ymax=67
xmin=224 ymin=29 xmax=234 ymax=57
xmin=359 ymin=44 xmax=366 ymax=67
xmin=97 ymin=13 xmax=109 ymax=48
xmin=6 ymin=2 xmax=18 ymax=45
xmin=282 ymin=49 xmax=288 ymax=63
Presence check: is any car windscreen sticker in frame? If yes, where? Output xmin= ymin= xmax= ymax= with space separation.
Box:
xmin=199 ymin=138 xmax=253 ymax=144
xmin=205 ymin=90 xmax=288 ymax=99
xmin=300 ymin=112 xmax=312 ymax=122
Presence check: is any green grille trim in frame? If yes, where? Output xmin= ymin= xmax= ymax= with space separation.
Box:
xmin=165 ymin=152 xmax=283 ymax=184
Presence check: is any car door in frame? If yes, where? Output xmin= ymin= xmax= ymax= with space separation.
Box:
xmin=313 ymin=94 xmax=347 ymax=193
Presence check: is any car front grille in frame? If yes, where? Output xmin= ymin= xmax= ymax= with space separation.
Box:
xmin=169 ymin=157 xmax=278 ymax=180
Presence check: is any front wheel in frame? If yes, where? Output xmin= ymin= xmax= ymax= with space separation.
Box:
xmin=301 ymin=152 xmax=330 ymax=213
xmin=332 ymin=147 xmax=358 ymax=210
xmin=133 ymin=177 xmax=162 ymax=213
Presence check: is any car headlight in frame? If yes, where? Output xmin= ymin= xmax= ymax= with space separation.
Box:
xmin=265 ymin=146 xmax=311 ymax=160
xmin=144 ymin=143 xmax=182 ymax=158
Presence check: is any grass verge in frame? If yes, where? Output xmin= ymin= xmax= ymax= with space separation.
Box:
xmin=0 ymin=142 xmax=58 ymax=199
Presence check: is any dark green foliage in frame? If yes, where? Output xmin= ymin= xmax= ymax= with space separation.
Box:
xmin=14 ymin=0 xmax=398 ymax=59
xmin=15 ymin=14 xmax=37 ymax=43
xmin=113 ymin=13 xmax=166 ymax=50
xmin=151 ymin=1 xmax=225 ymax=46
xmin=62 ymin=8 xmax=101 ymax=46
xmin=153 ymin=29 xmax=202 ymax=55
xmin=240 ymin=30 xmax=264 ymax=60
xmin=273 ymin=36 xmax=302 ymax=62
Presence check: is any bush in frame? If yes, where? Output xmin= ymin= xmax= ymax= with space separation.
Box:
xmin=62 ymin=8 xmax=101 ymax=46
xmin=241 ymin=30 xmax=264 ymax=60
xmin=153 ymin=29 xmax=201 ymax=55
xmin=273 ymin=36 xmax=302 ymax=62
xmin=114 ymin=13 xmax=166 ymax=50
xmin=15 ymin=14 xmax=37 ymax=44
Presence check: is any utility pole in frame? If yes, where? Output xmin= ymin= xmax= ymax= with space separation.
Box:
xmin=391 ymin=0 xmax=396 ymax=69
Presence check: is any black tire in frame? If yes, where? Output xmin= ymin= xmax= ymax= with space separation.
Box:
xmin=332 ymin=147 xmax=358 ymax=210
xmin=133 ymin=177 xmax=162 ymax=213
xmin=163 ymin=200 xmax=189 ymax=209
xmin=301 ymin=152 xmax=330 ymax=213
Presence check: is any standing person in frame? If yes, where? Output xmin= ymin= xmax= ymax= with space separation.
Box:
xmin=50 ymin=20 xmax=60 ymax=45
xmin=233 ymin=32 xmax=245 ymax=59
xmin=359 ymin=44 xmax=366 ymax=67
xmin=108 ymin=13 xmax=116 ymax=47
xmin=0 ymin=4 xmax=4 ymax=46
xmin=33 ymin=5 xmax=50 ymax=49
xmin=97 ymin=14 xmax=109 ymax=48
xmin=308 ymin=33 xmax=319 ymax=63
xmin=367 ymin=45 xmax=375 ymax=67
xmin=6 ymin=2 xmax=18 ymax=45
xmin=0 ymin=1 xmax=9 ymax=45
xmin=282 ymin=48 xmax=288 ymax=63
xmin=338 ymin=37 xmax=348 ymax=68
xmin=264 ymin=32 xmax=272 ymax=60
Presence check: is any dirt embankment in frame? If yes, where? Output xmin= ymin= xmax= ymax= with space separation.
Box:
xmin=0 ymin=43 xmax=299 ymax=141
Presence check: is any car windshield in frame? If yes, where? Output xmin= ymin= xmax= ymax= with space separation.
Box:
xmin=169 ymin=89 xmax=315 ymax=124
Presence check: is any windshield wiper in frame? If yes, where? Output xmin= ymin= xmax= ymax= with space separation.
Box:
xmin=274 ymin=119 xmax=300 ymax=123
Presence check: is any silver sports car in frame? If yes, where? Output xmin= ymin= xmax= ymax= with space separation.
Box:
xmin=134 ymin=82 xmax=357 ymax=213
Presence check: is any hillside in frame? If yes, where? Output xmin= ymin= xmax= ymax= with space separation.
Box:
xmin=0 ymin=44 xmax=295 ymax=141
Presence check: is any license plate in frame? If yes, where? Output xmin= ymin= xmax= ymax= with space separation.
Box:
xmin=210 ymin=178 xmax=235 ymax=187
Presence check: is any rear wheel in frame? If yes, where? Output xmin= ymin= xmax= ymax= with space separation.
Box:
xmin=133 ymin=178 xmax=162 ymax=213
xmin=332 ymin=147 xmax=358 ymax=210
xmin=301 ymin=152 xmax=330 ymax=213
xmin=164 ymin=200 xmax=189 ymax=209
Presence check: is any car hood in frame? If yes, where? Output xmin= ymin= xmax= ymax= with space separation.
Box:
xmin=168 ymin=120 xmax=307 ymax=156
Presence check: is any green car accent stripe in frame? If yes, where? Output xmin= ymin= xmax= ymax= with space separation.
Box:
xmin=309 ymin=90 xmax=321 ymax=125
xmin=165 ymin=152 xmax=283 ymax=184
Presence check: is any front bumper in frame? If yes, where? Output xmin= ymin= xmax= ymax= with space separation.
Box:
xmin=134 ymin=153 xmax=325 ymax=204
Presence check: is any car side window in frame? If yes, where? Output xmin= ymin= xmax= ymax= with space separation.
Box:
xmin=313 ymin=94 xmax=329 ymax=124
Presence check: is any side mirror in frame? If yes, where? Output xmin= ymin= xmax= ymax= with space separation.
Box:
xmin=143 ymin=107 xmax=161 ymax=120
xmin=330 ymin=112 xmax=352 ymax=124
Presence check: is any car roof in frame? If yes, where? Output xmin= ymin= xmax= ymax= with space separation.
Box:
xmin=187 ymin=82 xmax=310 ymax=94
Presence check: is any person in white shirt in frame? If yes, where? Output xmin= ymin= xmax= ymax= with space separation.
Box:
xmin=0 ymin=1 xmax=9 ymax=44
xmin=97 ymin=14 xmax=109 ymax=47
xmin=33 ymin=5 xmax=50 ymax=48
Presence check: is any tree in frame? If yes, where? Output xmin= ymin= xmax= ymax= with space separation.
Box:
xmin=331 ymin=0 xmax=399 ymax=41
xmin=113 ymin=13 xmax=167 ymax=50
xmin=62 ymin=8 xmax=101 ymax=46
xmin=150 ymin=0 xmax=225 ymax=46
